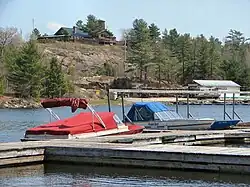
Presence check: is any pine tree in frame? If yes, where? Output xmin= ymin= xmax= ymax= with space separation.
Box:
xmin=222 ymin=30 xmax=250 ymax=86
xmin=207 ymin=36 xmax=221 ymax=79
xmin=162 ymin=28 xmax=180 ymax=56
xmin=195 ymin=35 xmax=209 ymax=80
xmin=127 ymin=19 xmax=152 ymax=81
xmin=7 ymin=41 xmax=43 ymax=98
xmin=151 ymin=41 xmax=178 ymax=85
xmin=149 ymin=23 xmax=161 ymax=43
xmin=175 ymin=34 xmax=192 ymax=85
xmin=44 ymin=57 xmax=67 ymax=98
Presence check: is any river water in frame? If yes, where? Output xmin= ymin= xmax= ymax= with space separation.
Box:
xmin=1 ymin=104 xmax=250 ymax=186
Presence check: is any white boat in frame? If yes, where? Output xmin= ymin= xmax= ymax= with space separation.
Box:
xmin=125 ymin=102 xmax=239 ymax=130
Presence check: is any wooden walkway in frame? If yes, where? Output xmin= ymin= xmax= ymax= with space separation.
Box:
xmin=2 ymin=129 xmax=250 ymax=173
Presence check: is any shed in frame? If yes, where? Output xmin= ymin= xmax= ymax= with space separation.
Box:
xmin=193 ymin=80 xmax=241 ymax=98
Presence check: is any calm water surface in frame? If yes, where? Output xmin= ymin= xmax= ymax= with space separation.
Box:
xmin=1 ymin=164 xmax=250 ymax=187
xmin=1 ymin=104 xmax=250 ymax=142
xmin=1 ymin=104 xmax=250 ymax=186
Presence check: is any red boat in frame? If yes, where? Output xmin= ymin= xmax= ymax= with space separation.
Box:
xmin=22 ymin=98 xmax=144 ymax=141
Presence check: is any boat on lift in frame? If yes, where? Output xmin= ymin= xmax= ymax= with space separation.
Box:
xmin=125 ymin=102 xmax=240 ymax=130
xmin=22 ymin=98 xmax=144 ymax=141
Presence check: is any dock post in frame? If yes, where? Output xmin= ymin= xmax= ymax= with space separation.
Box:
xmin=187 ymin=94 xmax=190 ymax=118
xmin=232 ymin=93 xmax=235 ymax=119
xmin=107 ymin=89 xmax=111 ymax=112
xmin=176 ymin=95 xmax=179 ymax=114
xmin=223 ymin=93 xmax=226 ymax=120
xmin=121 ymin=92 xmax=125 ymax=122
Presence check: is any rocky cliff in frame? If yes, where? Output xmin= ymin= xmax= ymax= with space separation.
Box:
xmin=39 ymin=41 xmax=125 ymax=78
xmin=37 ymin=41 xmax=127 ymax=98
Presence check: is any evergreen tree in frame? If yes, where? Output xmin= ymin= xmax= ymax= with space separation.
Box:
xmin=44 ymin=57 xmax=67 ymax=98
xmin=222 ymin=30 xmax=250 ymax=86
xmin=127 ymin=19 xmax=152 ymax=81
xmin=149 ymin=23 xmax=161 ymax=43
xmin=7 ymin=41 xmax=43 ymax=98
xmin=207 ymin=36 xmax=221 ymax=79
xmin=76 ymin=15 xmax=113 ymax=38
xmin=175 ymin=33 xmax=192 ymax=84
xmin=195 ymin=35 xmax=209 ymax=80
xmin=151 ymin=41 xmax=178 ymax=85
xmin=162 ymin=28 xmax=180 ymax=56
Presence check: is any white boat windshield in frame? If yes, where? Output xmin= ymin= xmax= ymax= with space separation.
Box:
xmin=113 ymin=114 xmax=124 ymax=126
xmin=154 ymin=110 xmax=184 ymax=121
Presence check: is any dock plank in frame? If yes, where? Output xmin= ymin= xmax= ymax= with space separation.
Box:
xmin=2 ymin=130 xmax=250 ymax=173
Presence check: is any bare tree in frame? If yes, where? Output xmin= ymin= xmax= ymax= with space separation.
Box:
xmin=0 ymin=27 xmax=21 ymax=57
xmin=119 ymin=28 xmax=132 ymax=77
xmin=0 ymin=27 xmax=22 ymax=92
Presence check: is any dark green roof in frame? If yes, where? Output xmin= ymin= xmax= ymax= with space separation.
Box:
xmin=54 ymin=27 xmax=90 ymax=38
xmin=54 ymin=27 xmax=74 ymax=35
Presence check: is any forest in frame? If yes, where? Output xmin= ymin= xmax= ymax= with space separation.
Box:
xmin=124 ymin=19 xmax=250 ymax=89
xmin=0 ymin=15 xmax=250 ymax=99
xmin=0 ymin=32 xmax=73 ymax=99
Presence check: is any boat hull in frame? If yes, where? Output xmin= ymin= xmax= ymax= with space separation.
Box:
xmin=210 ymin=120 xmax=240 ymax=130
xmin=21 ymin=125 xmax=144 ymax=141
xmin=134 ymin=119 xmax=215 ymax=130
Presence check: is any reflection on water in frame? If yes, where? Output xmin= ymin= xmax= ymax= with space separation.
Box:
xmin=2 ymin=105 xmax=250 ymax=186
xmin=1 ymin=163 xmax=250 ymax=187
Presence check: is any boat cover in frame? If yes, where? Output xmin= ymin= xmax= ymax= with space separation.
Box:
xmin=126 ymin=102 xmax=182 ymax=122
xmin=41 ymin=98 xmax=88 ymax=113
xmin=26 ymin=112 xmax=118 ymax=135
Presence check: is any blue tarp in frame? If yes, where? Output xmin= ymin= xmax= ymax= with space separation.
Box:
xmin=126 ymin=102 xmax=170 ymax=122
xmin=132 ymin=102 xmax=169 ymax=112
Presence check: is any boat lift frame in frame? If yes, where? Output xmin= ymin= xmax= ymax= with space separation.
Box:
xmin=108 ymin=89 xmax=246 ymax=122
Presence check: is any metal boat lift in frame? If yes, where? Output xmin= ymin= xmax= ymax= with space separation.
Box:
xmin=107 ymin=89 xmax=247 ymax=122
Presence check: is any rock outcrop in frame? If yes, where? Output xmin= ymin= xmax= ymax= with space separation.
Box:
xmin=38 ymin=42 xmax=125 ymax=79
xmin=0 ymin=96 xmax=41 ymax=109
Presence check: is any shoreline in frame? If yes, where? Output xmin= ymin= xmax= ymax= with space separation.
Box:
xmin=1 ymin=96 xmax=250 ymax=109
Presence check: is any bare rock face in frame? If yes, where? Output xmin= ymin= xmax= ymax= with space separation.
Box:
xmin=39 ymin=42 xmax=124 ymax=78
xmin=0 ymin=96 xmax=42 ymax=109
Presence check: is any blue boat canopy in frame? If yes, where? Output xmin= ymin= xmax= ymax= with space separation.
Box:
xmin=126 ymin=102 xmax=182 ymax=122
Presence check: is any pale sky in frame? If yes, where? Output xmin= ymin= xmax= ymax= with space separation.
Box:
xmin=1 ymin=0 xmax=250 ymax=40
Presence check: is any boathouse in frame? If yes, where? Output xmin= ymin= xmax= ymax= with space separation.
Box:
xmin=191 ymin=80 xmax=241 ymax=98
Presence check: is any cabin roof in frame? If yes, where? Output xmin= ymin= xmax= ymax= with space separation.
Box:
xmin=54 ymin=27 xmax=90 ymax=37
xmin=193 ymin=80 xmax=241 ymax=87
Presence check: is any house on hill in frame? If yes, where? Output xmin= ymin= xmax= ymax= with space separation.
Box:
xmin=54 ymin=27 xmax=91 ymax=38
xmin=38 ymin=20 xmax=117 ymax=45
xmin=38 ymin=27 xmax=91 ymax=41
xmin=189 ymin=80 xmax=241 ymax=98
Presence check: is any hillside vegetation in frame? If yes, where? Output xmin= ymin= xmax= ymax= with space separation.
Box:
xmin=1 ymin=14 xmax=250 ymax=102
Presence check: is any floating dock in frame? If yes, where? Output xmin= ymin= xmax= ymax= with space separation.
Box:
xmin=2 ymin=129 xmax=250 ymax=174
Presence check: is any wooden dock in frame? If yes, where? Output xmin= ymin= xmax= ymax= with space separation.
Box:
xmin=2 ymin=129 xmax=250 ymax=174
